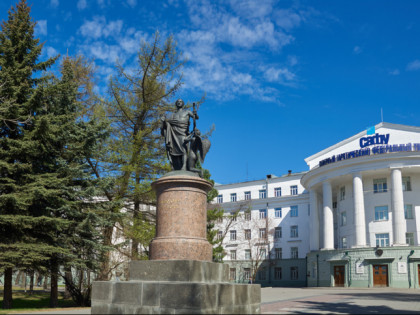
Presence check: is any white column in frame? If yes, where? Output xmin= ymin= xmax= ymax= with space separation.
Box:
xmin=309 ymin=189 xmax=320 ymax=251
xmin=353 ymin=172 xmax=366 ymax=247
xmin=322 ymin=181 xmax=334 ymax=249
xmin=391 ymin=168 xmax=406 ymax=245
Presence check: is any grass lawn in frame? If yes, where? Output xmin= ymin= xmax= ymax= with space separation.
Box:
xmin=0 ymin=290 xmax=77 ymax=314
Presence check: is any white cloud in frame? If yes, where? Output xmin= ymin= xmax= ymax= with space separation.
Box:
xmin=79 ymin=16 xmax=123 ymax=39
xmin=263 ymin=67 xmax=297 ymax=85
xmin=81 ymin=41 xmax=123 ymax=64
xmin=406 ymin=60 xmax=420 ymax=71
xmin=288 ymin=55 xmax=298 ymax=66
xmin=45 ymin=46 xmax=58 ymax=58
xmin=50 ymin=0 xmax=59 ymax=8
xmin=353 ymin=46 xmax=362 ymax=54
xmin=118 ymin=31 xmax=147 ymax=53
xmin=228 ymin=0 xmax=274 ymax=20
xmin=389 ymin=69 xmax=400 ymax=76
xmin=127 ymin=0 xmax=137 ymax=8
xmin=77 ymin=0 xmax=87 ymax=10
xmin=35 ymin=20 xmax=47 ymax=36
xmin=274 ymin=9 xmax=303 ymax=31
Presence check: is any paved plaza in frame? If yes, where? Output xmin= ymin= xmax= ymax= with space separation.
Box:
xmin=10 ymin=286 xmax=420 ymax=314
xmin=261 ymin=287 xmax=420 ymax=314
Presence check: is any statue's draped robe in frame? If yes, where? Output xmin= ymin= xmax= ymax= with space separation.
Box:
xmin=164 ymin=118 xmax=189 ymax=156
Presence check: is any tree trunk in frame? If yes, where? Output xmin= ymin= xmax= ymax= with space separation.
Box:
xmin=29 ymin=270 xmax=34 ymax=294
xmin=87 ymin=269 xmax=91 ymax=287
xmin=36 ymin=272 xmax=42 ymax=287
xmin=2 ymin=268 xmax=13 ymax=309
xmin=15 ymin=270 xmax=22 ymax=286
xmin=23 ymin=271 xmax=27 ymax=292
xmin=98 ymin=225 xmax=113 ymax=280
xmin=78 ymin=269 xmax=83 ymax=291
xmin=63 ymin=268 xmax=72 ymax=299
xmin=43 ymin=275 xmax=48 ymax=290
xmin=49 ymin=262 xmax=58 ymax=308
xmin=131 ymin=173 xmax=141 ymax=259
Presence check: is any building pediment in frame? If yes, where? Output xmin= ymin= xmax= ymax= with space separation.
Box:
xmin=305 ymin=122 xmax=420 ymax=170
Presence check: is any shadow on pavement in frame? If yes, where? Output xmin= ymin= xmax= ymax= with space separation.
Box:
xmin=292 ymin=300 xmax=419 ymax=314
xmin=335 ymin=292 xmax=420 ymax=303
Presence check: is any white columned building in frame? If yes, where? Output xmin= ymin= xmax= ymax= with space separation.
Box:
xmin=322 ymin=181 xmax=334 ymax=249
xmin=391 ymin=167 xmax=407 ymax=246
xmin=353 ymin=172 xmax=366 ymax=247
xmin=309 ymin=190 xmax=319 ymax=251
xmin=214 ymin=122 xmax=420 ymax=288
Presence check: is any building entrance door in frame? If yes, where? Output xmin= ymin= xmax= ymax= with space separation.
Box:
xmin=373 ymin=264 xmax=388 ymax=287
xmin=334 ymin=265 xmax=345 ymax=287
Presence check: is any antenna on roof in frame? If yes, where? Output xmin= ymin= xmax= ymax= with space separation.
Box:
xmin=381 ymin=108 xmax=384 ymax=123
xmin=246 ymin=162 xmax=248 ymax=181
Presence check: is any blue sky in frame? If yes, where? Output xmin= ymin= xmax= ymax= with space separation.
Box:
xmin=1 ymin=0 xmax=420 ymax=184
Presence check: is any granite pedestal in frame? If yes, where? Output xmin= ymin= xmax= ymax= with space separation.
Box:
xmin=91 ymin=260 xmax=261 ymax=314
xmin=91 ymin=174 xmax=261 ymax=314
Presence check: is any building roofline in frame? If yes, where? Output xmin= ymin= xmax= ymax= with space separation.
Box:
xmin=304 ymin=122 xmax=420 ymax=164
xmin=215 ymin=171 xmax=307 ymax=188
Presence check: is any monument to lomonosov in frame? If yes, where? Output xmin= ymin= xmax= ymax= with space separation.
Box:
xmin=91 ymin=100 xmax=261 ymax=314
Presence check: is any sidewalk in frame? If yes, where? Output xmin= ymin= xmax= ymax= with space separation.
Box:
xmin=8 ymin=287 xmax=420 ymax=314
xmin=261 ymin=287 xmax=420 ymax=314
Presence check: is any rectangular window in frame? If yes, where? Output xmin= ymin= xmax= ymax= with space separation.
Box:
xmin=290 ymin=205 xmax=298 ymax=217
xmin=217 ymin=230 xmax=223 ymax=240
xmin=374 ymin=178 xmax=387 ymax=193
xmin=290 ymin=185 xmax=298 ymax=195
xmin=290 ymin=225 xmax=298 ymax=238
xmin=274 ymin=267 xmax=282 ymax=280
xmin=229 ymin=268 xmax=236 ymax=281
xmin=405 ymin=204 xmax=413 ymax=219
xmin=275 ymin=227 xmax=282 ymax=239
xmin=244 ymin=191 xmax=251 ymax=200
xmin=230 ymin=211 xmax=237 ymax=221
xmin=376 ymin=233 xmax=390 ymax=247
xmin=274 ymin=187 xmax=282 ymax=197
xmin=275 ymin=248 xmax=282 ymax=259
xmin=245 ymin=249 xmax=251 ymax=260
xmin=230 ymin=193 xmax=237 ymax=202
xmin=259 ymin=228 xmax=267 ymax=239
xmin=406 ymin=233 xmax=414 ymax=245
xmin=402 ymin=177 xmax=412 ymax=191
xmin=340 ymin=186 xmax=345 ymax=201
xmin=340 ymin=211 xmax=347 ymax=226
xmin=291 ymin=247 xmax=298 ymax=259
xmin=341 ymin=237 xmax=347 ymax=249
xmin=217 ymin=194 xmax=223 ymax=203
xmin=230 ymin=250 xmax=236 ymax=260
xmin=259 ymin=209 xmax=267 ymax=219
xmin=245 ymin=229 xmax=251 ymax=240
xmin=291 ymin=267 xmax=299 ymax=280
xmin=257 ymin=268 xmax=266 ymax=281
xmin=244 ymin=211 xmax=251 ymax=221
xmin=375 ymin=206 xmax=389 ymax=221
xmin=230 ymin=230 xmax=236 ymax=241
xmin=243 ymin=268 xmax=251 ymax=280
xmin=217 ymin=216 xmax=223 ymax=223
xmin=259 ymin=248 xmax=267 ymax=259
xmin=275 ymin=207 xmax=282 ymax=218
xmin=259 ymin=189 xmax=267 ymax=199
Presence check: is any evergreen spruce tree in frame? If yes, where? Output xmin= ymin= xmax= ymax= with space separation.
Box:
xmin=30 ymin=57 xmax=111 ymax=307
xmin=0 ymin=0 xmax=57 ymax=309
xmin=0 ymin=1 xmax=110 ymax=308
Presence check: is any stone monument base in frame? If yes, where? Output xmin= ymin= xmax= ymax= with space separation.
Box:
xmin=91 ymin=260 xmax=261 ymax=314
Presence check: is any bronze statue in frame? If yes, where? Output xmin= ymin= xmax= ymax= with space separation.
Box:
xmin=161 ymin=99 xmax=210 ymax=176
